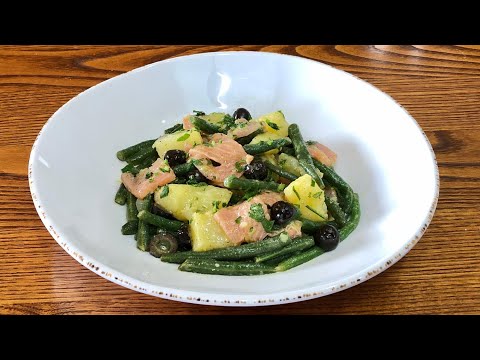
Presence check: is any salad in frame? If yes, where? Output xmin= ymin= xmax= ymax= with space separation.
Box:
xmin=114 ymin=108 xmax=360 ymax=276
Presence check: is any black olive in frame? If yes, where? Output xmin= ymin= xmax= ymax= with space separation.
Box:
xmin=151 ymin=204 xmax=175 ymax=220
xmin=187 ymin=168 xmax=208 ymax=183
xmin=314 ymin=224 xmax=339 ymax=252
xmin=233 ymin=107 xmax=252 ymax=121
xmin=176 ymin=224 xmax=192 ymax=250
xmin=243 ymin=161 xmax=268 ymax=180
xmin=164 ymin=149 xmax=187 ymax=167
xmin=149 ymin=233 xmax=178 ymax=257
xmin=270 ymin=201 xmax=296 ymax=225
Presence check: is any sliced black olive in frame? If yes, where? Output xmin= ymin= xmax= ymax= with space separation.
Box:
xmin=149 ymin=233 xmax=178 ymax=257
xmin=151 ymin=204 xmax=175 ymax=220
xmin=243 ymin=161 xmax=268 ymax=180
xmin=176 ymin=224 xmax=192 ymax=250
xmin=187 ymin=168 xmax=208 ymax=183
xmin=233 ymin=107 xmax=252 ymax=121
xmin=270 ymin=201 xmax=296 ymax=225
xmin=164 ymin=149 xmax=187 ymax=167
xmin=314 ymin=224 xmax=339 ymax=252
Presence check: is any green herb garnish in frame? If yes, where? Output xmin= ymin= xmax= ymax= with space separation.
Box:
xmin=249 ymin=203 xmax=274 ymax=232
xmin=292 ymin=186 xmax=301 ymax=200
xmin=266 ymin=119 xmax=280 ymax=130
xmin=159 ymin=185 xmax=169 ymax=198
xmin=306 ymin=205 xmax=326 ymax=219
xmin=235 ymin=160 xmax=246 ymax=172
xmin=177 ymin=133 xmax=190 ymax=142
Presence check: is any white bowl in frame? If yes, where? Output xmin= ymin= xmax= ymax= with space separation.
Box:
xmin=29 ymin=51 xmax=439 ymax=306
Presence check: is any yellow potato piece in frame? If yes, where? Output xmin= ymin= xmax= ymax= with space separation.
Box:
xmin=154 ymin=184 xmax=232 ymax=221
xmin=255 ymin=110 xmax=289 ymax=137
xmin=190 ymin=212 xmax=234 ymax=252
xmin=153 ymin=129 xmax=202 ymax=160
xmin=284 ymin=174 xmax=328 ymax=221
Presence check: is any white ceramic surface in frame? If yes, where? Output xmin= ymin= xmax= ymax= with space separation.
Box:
xmin=29 ymin=51 xmax=439 ymax=306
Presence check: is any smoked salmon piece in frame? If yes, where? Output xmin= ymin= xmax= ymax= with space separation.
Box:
xmin=307 ymin=142 xmax=337 ymax=167
xmin=121 ymin=158 xmax=176 ymax=199
xmin=182 ymin=115 xmax=193 ymax=130
xmin=189 ymin=133 xmax=249 ymax=186
xmin=227 ymin=118 xmax=262 ymax=139
xmin=213 ymin=192 xmax=284 ymax=244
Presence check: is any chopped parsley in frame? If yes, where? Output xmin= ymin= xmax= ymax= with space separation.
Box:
xmin=221 ymin=114 xmax=236 ymax=130
xmin=235 ymin=160 xmax=246 ymax=172
xmin=249 ymin=203 xmax=274 ymax=232
xmin=212 ymin=200 xmax=222 ymax=212
xmin=159 ymin=185 xmax=169 ymax=198
xmin=235 ymin=216 xmax=242 ymax=224
xmin=191 ymin=182 xmax=208 ymax=187
xmin=177 ymin=133 xmax=190 ymax=142
xmin=191 ymin=159 xmax=202 ymax=166
xmin=311 ymin=178 xmax=316 ymax=187
xmin=266 ymin=119 xmax=280 ymax=130
xmin=312 ymin=192 xmax=323 ymax=199
xmin=292 ymin=186 xmax=301 ymax=200
xmin=157 ymin=160 xmax=170 ymax=173
xmin=145 ymin=171 xmax=153 ymax=179
xmin=306 ymin=205 xmax=326 ymax=220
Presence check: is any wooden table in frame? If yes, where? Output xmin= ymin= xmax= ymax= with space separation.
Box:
xmin=1 ymin=45 xmax=479 ymax=315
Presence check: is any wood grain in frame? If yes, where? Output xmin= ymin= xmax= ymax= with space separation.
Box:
xmin=0 ymin=45 xmax=479 ymax=315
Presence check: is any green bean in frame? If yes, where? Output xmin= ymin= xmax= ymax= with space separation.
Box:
xmin=264 ymin=161 xmax=298 ymax=181
xmin=255 ymin=236 xmax=315 ymax=263
xmin=263 ymin=251 xmax=300 ymax=266
xmin=161 ymin=233 xmax=291 ymax=263
xmin=121 ymin=220 xmax=138 ymax=235
xmin=243 ymin=138 xmax=292 ymax=155
xmin=281 ymin=146 xmax=295 ymax=156
xmin=312 ymin=159 xmax=354 ymax=214
xmin=137 ymin=153 xmax=158 ymax=170
xmin=137 ymin=210 xmax=184 ymax=232
xmin=126 ymin=192 xmax=138 ymax=222
xmin=121 ymin=163 xmax=140 ymax=175
xmin=164 ymin=123 xmax=183 ymax=134
xmin=288 ymin=124 xmax=325 ymax=189
xmin=190 ymin=116 xmax=224 ymax=134
xmin=275 ymin=246 xmax=324 ymax=272
xmin=300 ymin=218 xmax=337 ymax=235
xmin=224 ymin=175 xmax=285 ymax=193
xmin=173 ymin=161 xmax=195 ymax=177
xmin=125 ymin=146 xmax=157 ymax=166
xmin=114 ymin=184 xmax=128 ymax=205
xmin=179 ymin=258 xmax=276 ymax=276
xmin=339 ymin=193 xmax=360 ymax=241
xmin=136 ymin=195 xmax=153 ymax=251
xmin=325 ymin=197 xmax=347 ymax=228
xmin=116 ymin=139 xmax=155 ymax=161
xmin=235 ymin=128 xmax=264 ymax=145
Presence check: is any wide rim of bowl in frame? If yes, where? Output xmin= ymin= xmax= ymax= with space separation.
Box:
xmin=28 ymin=51 xmax=440 ymax=307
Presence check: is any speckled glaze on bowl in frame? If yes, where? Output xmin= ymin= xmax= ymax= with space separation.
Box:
xmin=29 ymin=52 xmax=439 ymax=306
